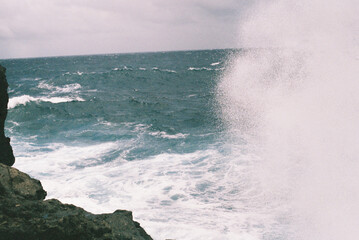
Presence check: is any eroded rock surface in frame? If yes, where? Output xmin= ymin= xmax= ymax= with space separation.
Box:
xmin=0 ymin=163 xmax=152 ymax=240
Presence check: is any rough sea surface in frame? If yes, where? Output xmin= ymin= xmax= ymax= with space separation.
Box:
xmin=1 ymin=50 xmax=288 ymax=240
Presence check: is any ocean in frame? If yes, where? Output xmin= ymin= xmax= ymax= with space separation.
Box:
xmin=2 ymin=44 xmax=359 ymax=240
xmin=1 ymin=49 xmax=274 ymax=240
xmin=2 ymin=0 xmax=358 ymax=238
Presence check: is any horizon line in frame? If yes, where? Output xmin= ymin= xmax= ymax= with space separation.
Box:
xmin=0 ymin=47 xmax=240 ymax=61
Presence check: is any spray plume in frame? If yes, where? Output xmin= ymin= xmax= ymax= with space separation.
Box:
xmin=218 ymin=0 xmax=359 ymax=239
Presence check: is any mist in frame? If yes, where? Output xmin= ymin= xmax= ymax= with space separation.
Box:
xmin=218 ymin=0 xmax=359 ymax=239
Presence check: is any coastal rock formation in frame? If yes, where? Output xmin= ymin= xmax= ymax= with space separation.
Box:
xmin=0 ymin=65 xmax=15 ymax=166
xmin=0 ymin=64 xmax=152 ymax=240
xmin=0 ymin=163 xmax=152 ymax=240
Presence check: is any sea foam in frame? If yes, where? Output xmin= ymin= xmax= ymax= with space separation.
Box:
xmin=8 ymin=95 xmax=85 ymax=109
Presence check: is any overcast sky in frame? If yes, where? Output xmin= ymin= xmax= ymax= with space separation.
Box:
xmin=0 ymin=0 xmax=250 ymax=59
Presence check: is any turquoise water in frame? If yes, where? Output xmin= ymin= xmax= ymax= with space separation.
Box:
xmin=0 ymin=49 xmax=287 ymax=240
xmin=3 ymin=50 xmax=227 ymax=160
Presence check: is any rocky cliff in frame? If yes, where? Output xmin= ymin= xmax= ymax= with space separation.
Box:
xmin=0 ymin=163 xmax=152 ymax=240
xmin=0 ymin=65 xmax=15 ymax=166
xmin=0 ymin=64 xmax=152 ymax=240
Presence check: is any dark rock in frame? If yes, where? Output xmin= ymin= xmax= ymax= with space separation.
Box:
xmin=0 ymin=163 xmax=153 ymax=240
xmin=0 ymin=65 xmax=15 ymax=166
xmin=0 ymin=163 xmax=47 ymax=200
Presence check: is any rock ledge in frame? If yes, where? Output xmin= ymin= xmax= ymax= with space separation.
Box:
xmin=0 ymin=156 xmax=152 ymax=240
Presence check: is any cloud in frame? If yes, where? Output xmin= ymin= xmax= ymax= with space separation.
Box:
xmin=0 ymin=0 xmax=248 ymax=59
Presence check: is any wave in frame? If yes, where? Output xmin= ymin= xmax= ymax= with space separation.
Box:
xmin=20 ymin=77 xmax=42 ymax=81
xmin=149 ymin=131 xmax=189 ymax=139
xmin=38 ymin=82 xmax=82 ymax=93
xmin=162 ymin=69 xmax=177 ymax=73
xmin=188 ymin=67 xmax=213 ymax=71
xmin=13 ymin=142 xmax=250 ymax=240
xmin=8 ymin=95 xmax=85 ymax=109
xmin=151 ymin=67 xmax=176 ymax=73
xmin=62 ymin=71 xmax=98 ymax=76
xmin=113 ymin=66 xmax=133 ymax=71
xmin=112 ymin=66 xmax=176 ymax=73
xmin=188 ymin=67 xmax=223 ymax=71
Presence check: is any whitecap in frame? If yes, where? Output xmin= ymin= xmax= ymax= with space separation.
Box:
xmin=188 ymin=67 xmax=213 ymax=71
xmin=113 ymin=66 xmax=132 ymax=71
xmin=162 ymin=69 xmax=177 ymax=73
xmin=38 ymin=82 xmax=82 ymax=93
xmin=210 ymin=62 xmax=221 ymax=66
xmin=38 ymin=82 xmax=54 ymax=90
xmin=149 ymin=131 xmax=189 ymax=139
xmin=8 ymin=95 xmax=85 ymax=109
xmin=123 ymin=66 xmax=132 ymax=70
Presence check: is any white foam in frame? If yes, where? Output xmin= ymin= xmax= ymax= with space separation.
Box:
xmin=14 ymin=142 xmax=120 ymax=175
xmin=149 ymin=131 xmax=188 ymax=139
xmin=114 ymin=66 xmax=133 ymax=71
xmin=162 ymin=69 xmax=177 ymax=73
xmin=38 ymin=82 xmax=82 ymax=93
xmin=7 ymin=120 xmax=20 ymax=126
xmin=149 ymin=67 xmax=176 ymax=73
xmin=8 ymin=95 xmax=85 ymax=109
xmin=12 ymin=137 xmax=271 ymax=240
xmin=210 ymin=62 xmax=221 ymax=66
xmin=188 ymin=67 xmax=213 ymax=71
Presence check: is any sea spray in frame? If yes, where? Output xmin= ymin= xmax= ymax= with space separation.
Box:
xmin=218 ymin=0 xmax=359 ymax=239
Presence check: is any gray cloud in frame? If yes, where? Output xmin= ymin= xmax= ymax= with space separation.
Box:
xmin=0 ymin=0 xmax=249 ymax=59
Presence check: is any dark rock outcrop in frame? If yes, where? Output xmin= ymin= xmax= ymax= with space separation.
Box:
xmin=0 ymin=65 xmax=15 ymax=166
xmin=0 ymin=64 xmax=152 ymax=240
xmin=0 ymin=162 xmax=152 ymax=240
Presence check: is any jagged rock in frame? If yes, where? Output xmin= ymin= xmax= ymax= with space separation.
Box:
xmin=0 ymin=163 xmax=152 ymax=240
xmin=0 ymin=65 xmax=15 ymax=166
xmin=0 ymin=163 xmax=47 ymax=200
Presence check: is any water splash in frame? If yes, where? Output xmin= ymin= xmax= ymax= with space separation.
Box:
xmin=218 ymin=0 xmax=359 ymax=239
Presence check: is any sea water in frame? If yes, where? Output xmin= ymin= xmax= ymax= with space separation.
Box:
xmin=1 ymin=49 xmax=262 ymax=239
xmin=1 ymin=0 xmax=358 ymax=239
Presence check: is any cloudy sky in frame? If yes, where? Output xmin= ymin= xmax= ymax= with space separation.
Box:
xmin=0 ymin=0 xmax=250 ymax=59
